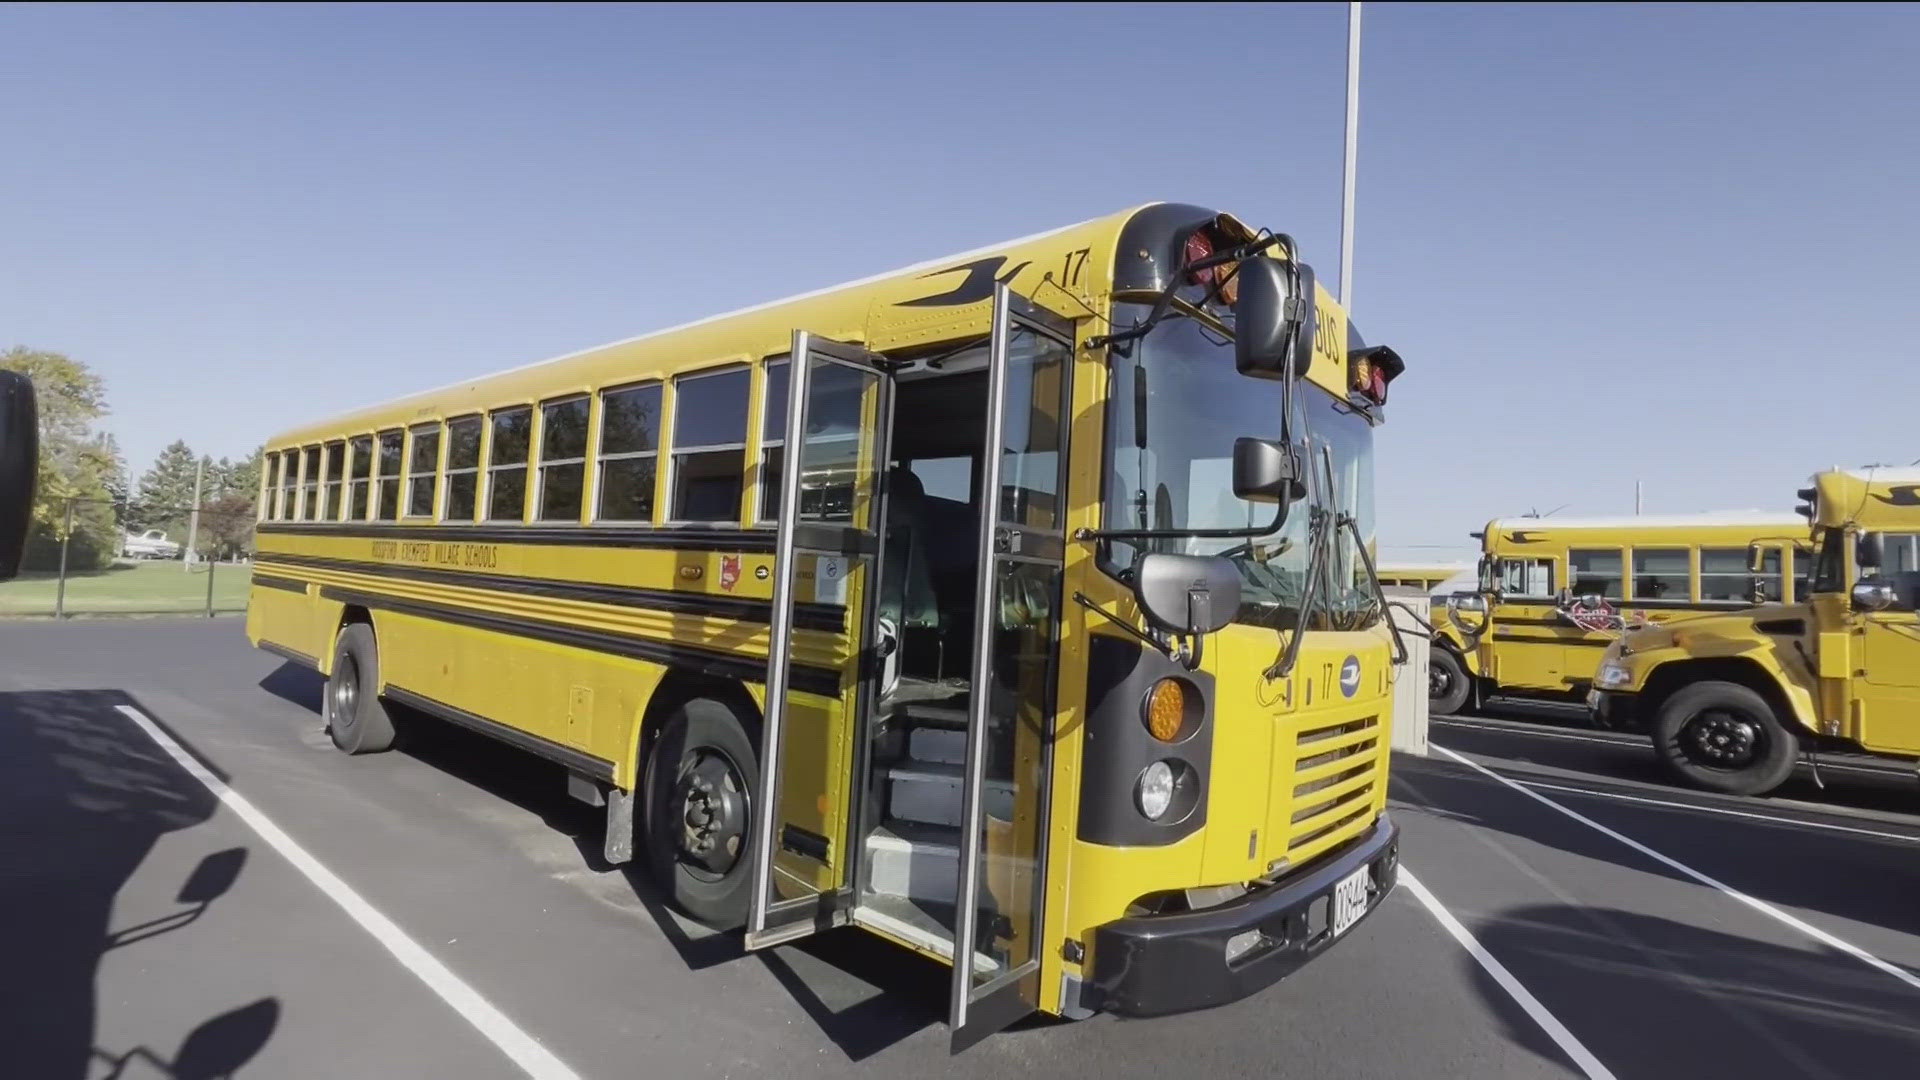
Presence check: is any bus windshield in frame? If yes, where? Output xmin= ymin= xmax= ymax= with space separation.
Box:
xmin=1103 ymin=309 xmax=1377 ymax=630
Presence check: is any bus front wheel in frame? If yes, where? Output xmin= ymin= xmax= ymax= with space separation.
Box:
xmin=326 ymin=623 xmax=398 ymax=755
xmin=643 ymin=698 xmax=759 ymax=930
xmin=1429 ymin=648 xmax=1473 ymax=716
xmin=1652 ymin=681 xmax=1797 ymax=796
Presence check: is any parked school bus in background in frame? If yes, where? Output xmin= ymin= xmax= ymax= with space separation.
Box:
xmin=1592 ymin=470 xmax=1920 ymax=795
xmin=1430 ymin=514 xmax=1808 ymax=715
xmin=246 ymin=203 xmax=1407 ymax=1045
xmin=1376 ymin=563 xmax=1469 ymax=593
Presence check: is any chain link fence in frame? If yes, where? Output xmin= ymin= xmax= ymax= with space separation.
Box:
xmin=4 ymin=496 xmax=254 ymax=618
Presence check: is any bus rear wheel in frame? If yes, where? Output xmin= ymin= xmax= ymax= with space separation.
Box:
xmin=1652 ymin=681 xmax=1797 ymax=796
xmin=643 ymin=698 xmax=759 ymax=930
xmin=326 ymin=623 xmax=398 ymax=755
xmin=1429 ymin=648 xmax=1472 ymax=716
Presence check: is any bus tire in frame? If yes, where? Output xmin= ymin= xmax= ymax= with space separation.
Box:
xmin=643 ymin=698 xmax=759 ymax=930
xmin=1651 ymin=681 xmax=1797 ymax=796
xmin=1429 ymin=648 xmax=1472 ymax=716
xmin=326 ymin=623 xmax=398 ymax=755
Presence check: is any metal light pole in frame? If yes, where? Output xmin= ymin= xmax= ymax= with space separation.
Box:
xmin=184 ymin=457 xmax=204 ymax=571
xmin=1338 ymin=1 xmax=1362 ymax=308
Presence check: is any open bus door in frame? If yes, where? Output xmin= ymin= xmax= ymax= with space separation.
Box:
xmin=746 ymin=333 xmax=894 ymax=949
xmin=949 ymin=284 xmax=1075 ymax=1049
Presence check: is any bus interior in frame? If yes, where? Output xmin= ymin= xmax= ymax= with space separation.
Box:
xmin=857 ymin=356 xmax=995 ymax=954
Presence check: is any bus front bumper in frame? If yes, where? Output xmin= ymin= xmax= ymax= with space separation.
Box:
xmin=1586 ymin=688 xmax=1642 ymax=730
xmin=1084 ymin=813 xmax=1399 ymax=1017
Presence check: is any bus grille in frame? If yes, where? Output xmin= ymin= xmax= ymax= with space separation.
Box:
xmin=1285 ymin=712 xmax=1382 ymax=854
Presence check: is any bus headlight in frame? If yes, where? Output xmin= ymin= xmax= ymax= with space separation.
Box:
xmin=1595 ymin=661 xmax=1632 ymax=689
xmin=1137 ymin=761 xmax=1176 ymax=820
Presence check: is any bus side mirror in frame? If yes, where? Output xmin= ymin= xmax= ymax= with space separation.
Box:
xmin=1233 ymin=257 xmax=1314 ymax=379
xmin=1852 ymin=581 xmax=1896 ymax=612
xmin=1231 ymin=438 xmax=1302 ymax=504
xmin=1132 ymin=553 xmax=1242 ymax=635
xmin=0 ymin=371 xmax=38 ymax=583
xmin=1857 ymin=532 xmax=1883 ymax=570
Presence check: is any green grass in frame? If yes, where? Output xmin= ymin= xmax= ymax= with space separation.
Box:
xmin=0 ymin=560 xmax=252 ymax=616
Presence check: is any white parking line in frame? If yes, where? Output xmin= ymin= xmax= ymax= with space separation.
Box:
xmin=1512 ymin=779 xmax=1920 ymax=845
xmin=1432 ymin=741 xmax=1920 ymax=993
xmin=115 ymin=704 xmax=583 ymax=1080
xmin=1432 ymin=718 xmax=1897 ymax=776
xmin=1400 ymin=868 xmax=1616 ymax=1080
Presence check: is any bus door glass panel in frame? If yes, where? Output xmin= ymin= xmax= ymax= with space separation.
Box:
xmin=746 ymin=333 xmax=891 ymax=950
xmin=1859 ymin=533 xmax=1920 ymax=753
xmin=950 ymin=286 xmax=1073 ymax=1050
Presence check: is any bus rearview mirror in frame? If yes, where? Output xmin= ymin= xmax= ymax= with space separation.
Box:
xmin=1132 ymin=553 xmax=1242 ymax=635
xmin=1857 ymin=532 xmax=1883 ymax=570
xmin=1231 ymin=438 xmax=1302 ymax=505
xmin=0 ymin=370 xmax=38 ymax=583
xmin=1233 ymin=257 xmax=1314 ymax=380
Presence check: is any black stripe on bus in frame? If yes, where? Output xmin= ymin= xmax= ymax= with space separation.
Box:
xmin=318 ymin=586 xmax=843 ymax=698
xmin=256 ymin=551 xmax=846 ymax=633
xmin=251 ymin=573 xmax=309 ymax=594
xmin=1492 ymin=634 xmax=1613 ymax=648
xmin=256 ymin=521 xmax=778 ymax=553
xmin=259 ymin=640 xmax=318 ymax=669
xmin=385 ymin=686 xmax=616 ymax=783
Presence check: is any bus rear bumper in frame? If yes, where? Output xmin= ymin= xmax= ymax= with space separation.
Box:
xmin=1084 ymin=813 xmax=1399 ymax=1017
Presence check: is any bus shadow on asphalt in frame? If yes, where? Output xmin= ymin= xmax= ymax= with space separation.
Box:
xmin=1393 ymin=755 xmax=1920 ymax=956
xmin=1469 ymin=902 xmax=1920 ymax=1076
xmin=259 ymin=659 xmax=961 ymax=1061
xmin=0 ymin=688 xmax=277 ymax=1080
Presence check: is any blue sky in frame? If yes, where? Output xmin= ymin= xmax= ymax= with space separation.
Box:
xmin=3 ymin=3 xmax=1916 ymax=559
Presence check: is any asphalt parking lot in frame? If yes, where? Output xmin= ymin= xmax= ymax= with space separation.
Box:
xmin=4 ymin=620 xmax=1918 ymax=1079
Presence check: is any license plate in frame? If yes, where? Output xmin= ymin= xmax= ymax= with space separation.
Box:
xmin=1331 ymin=865 xmax=1372 ymax=938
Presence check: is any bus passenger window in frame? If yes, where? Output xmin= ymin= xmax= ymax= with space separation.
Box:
xmin=347 ymin=435 xmax=373 ymax=521
xmin=277 ymin=452 xmax=297 ymax=522
xmin=597 ymin=383 xmax=661 ymax=523
xmin=375 ymin=430 xmax=404 ymax=522
xmin=406 ymin=423 xmax=440 ymax=518
xmin=1703 ymin=546 xmax=1777 ymax=602
xmin=537 ymin=396 xmax=589 ymax=522
xmin=486 ymin=407 xmax=532 ymax=522
xmin=1631 ymin=548 xmax=1689 ymax=601
xmin=262 ymin=453 xmax=280 ymax=520
xmin=757 ymin=359 xmax=787 ymax=523
xmin=443 ymin=416 xmax=482 ymax=522
xmin=298 ymin=446 xmax=320 ymax=521
xmin=320 ymin=441 xmax=344 ymax=521
xmin=1569 ymin=548 xmax=1623 ymax=599
xmin=670 ymin=369 xmax=749 ymax=523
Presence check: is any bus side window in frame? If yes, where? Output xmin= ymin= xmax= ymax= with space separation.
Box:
xmin=486 ymin=407 xmax=532 ymax=522
xmin=347 ymin=435 xmax=374 ymax=521
xmin=321 ymin=440 xmax=345 ymax=521
xmin=1568 ymin=548 xmax=1624 ymax=600
xmin=1702 ymin=546 xmax=1777 ymax=602
xmin=406 ymin=422 xmax=441 ymax=519
xmin=537 ymin=395 xmax=589 ymax=522
xmin=443 ymin=416 xmax=482 ymax=522
xmin=374 ymin=429 xmax=404 ymax=522
xmin=277 ymin=451 xmax=297 ymax=522
xmin=262 ymin=452 xmax=280 ymax=521
xmin=1631 ymin=547 xmax=1689 ymax=602
xmin=597 ymin=383 xmax=662 ymax=524
xmin=298 ymin=446 xmax=320 ymax=521
xmin=670 ymin=367 xmax=749 ymax=524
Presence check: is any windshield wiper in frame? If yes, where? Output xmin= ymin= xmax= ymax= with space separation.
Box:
xmin=1269 ymin=505 xmax=1330 ymax=680
xmin=1336 ymin=510 xmax=1408 ymax=664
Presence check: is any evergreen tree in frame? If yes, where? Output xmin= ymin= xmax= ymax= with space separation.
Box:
xmin=136 ymin=440 xmax=200 ymax=541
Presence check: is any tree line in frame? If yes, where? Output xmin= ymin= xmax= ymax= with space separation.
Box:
xmin=2 ymin=346 xmax=261 ymax=571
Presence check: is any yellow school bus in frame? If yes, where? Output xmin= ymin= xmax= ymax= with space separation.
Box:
xmin=1430 ymin=514 xmax=1808 ymax=715
xmin=1591 ymin=470 xmax=1920 ymax=794
xmin=1376 ymin=562 xmax=1470 ymax=592
xmin=247 ymin=203 xmax=1406 ymax=1043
